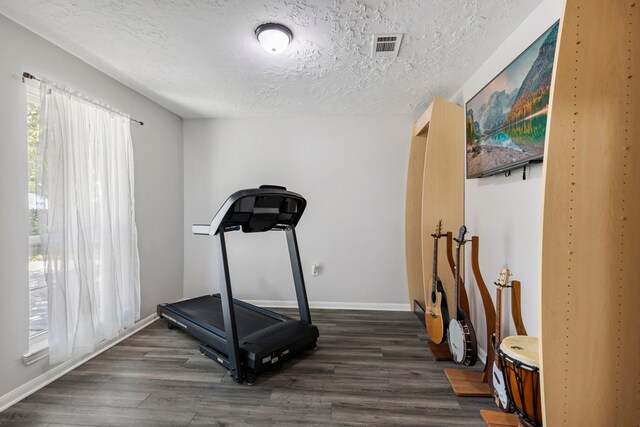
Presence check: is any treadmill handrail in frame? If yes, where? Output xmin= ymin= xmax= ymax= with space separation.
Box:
xmin=192 ymin=187 xmax=306 ymax=236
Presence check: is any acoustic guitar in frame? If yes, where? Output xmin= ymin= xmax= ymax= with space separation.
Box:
xmin=425 ymin=220 xmax=449 ymax=344
xmin=489 ymin=268 xmax=512 ymax=412
xmin=447 ymin=225 xmax=477 ymax=366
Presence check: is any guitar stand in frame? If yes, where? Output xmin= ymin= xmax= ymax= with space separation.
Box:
xmin=446 ymin=232 xmax=471 ymax=317
xmin=479 ymin=410 xmax=524 ymax=427
xmin=444 ymin=235 xmax=495 ymax=397
xmin=510 ymin=280 xmax=528 ymax=336
xmin=427 ymin=340 xmax=453 ymax=361
xmin=425 ymin=231 xmax=454 ymax=361
xmin=480 ymin=279 xmax=528 ymax=425
xmin=425 ymin=232 xmax=472 ymax=362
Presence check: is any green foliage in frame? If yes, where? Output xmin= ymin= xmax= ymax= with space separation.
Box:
xmin=29 ymin=208 xmax=39 ymax=235
xmin=27 ymin=102 xmax=40 ymax=194
xmin=501 ymin=114 xmax=548 ymax=153
xmin=466 ymin=118 xmax=477 ymax=144
xmin=503 ymin=24 xmax=558 ymax=127
xmin=503 ymin=86 xmax=551 ymax=126
xmin=466 ymin=110 xmax=479 ymax=145
xmin=27 ymin=102 xmax=41 ymax=237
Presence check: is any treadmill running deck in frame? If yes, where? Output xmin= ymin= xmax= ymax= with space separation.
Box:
xmin=163 ymin=295 xmax=284 ymax=340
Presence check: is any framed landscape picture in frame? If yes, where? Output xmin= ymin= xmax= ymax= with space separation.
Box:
xmin=466 ymin=21 xmax=560 ymax=178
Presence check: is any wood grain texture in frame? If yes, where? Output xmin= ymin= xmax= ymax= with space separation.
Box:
xmin=444 ymin=369 xmax=491 ymax=397
xmin=509 ymin=281 xmax=527 ymax=336
xmin=539 ymin=0 xmax=640 ymax=424
xmin=421 ymin=97 xmax=465 ymax=324
xmin=414 ymin=102 xmax=433 ymax=137
xmin=427 ymin=340 xmax=454 ymax=361
xmin=470 ymin=236 xmax=496 ymax=383
xmin=479 ymin=409 xmax=521 ymax=427
xmin=405 ymin=124 xmax=429 ymax=310
xmin=0 ymin=310 xmax=494 ymax=426
xmin=424 ymin=290 xmax=447 ymax=344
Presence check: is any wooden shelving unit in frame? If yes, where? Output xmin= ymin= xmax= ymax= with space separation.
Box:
xmin=405 ymin=97 xmax=465 ymax=322
xmin=405 ymin=108 xmax=430 ymax=311
xmin=406 ymin=4 xmax=639 ymax=424
xmin=539 ymin=0 xmax=639 ymax=425
xmin=421 ymin=98 xmax=466 ymax=323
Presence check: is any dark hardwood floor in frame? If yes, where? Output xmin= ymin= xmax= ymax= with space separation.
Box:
xmin=0 ymin=309 xmax=494 ymax=426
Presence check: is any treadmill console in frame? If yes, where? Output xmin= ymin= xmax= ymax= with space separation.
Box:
xmin=192 ymin=186 xmax=306 ymax=235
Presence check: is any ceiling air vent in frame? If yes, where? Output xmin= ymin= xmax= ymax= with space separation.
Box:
xmin=371 ymin=33 xmax=403 ymax=58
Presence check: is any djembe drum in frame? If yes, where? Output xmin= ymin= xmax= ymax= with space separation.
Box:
xmin=498 ymin=336 xmax=542 ymax=426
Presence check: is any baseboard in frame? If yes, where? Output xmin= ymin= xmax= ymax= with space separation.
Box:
xmin=243 ymin=299 xmax=411 ymax=312
xmin=478 ymin=346 xmax=487 ymax=365
xmin=0 ymin=313 xmax=158 ymax=413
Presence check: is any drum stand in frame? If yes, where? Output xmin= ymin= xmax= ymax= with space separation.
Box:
xmin=444 ymin=235 xmax=494 ymax=397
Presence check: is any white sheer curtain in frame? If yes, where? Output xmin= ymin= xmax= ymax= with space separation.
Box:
xmin=37 ymin=80 xmax=140 ymax=364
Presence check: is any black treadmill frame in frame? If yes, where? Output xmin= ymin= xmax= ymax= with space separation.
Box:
xmin=158 ymin=187 xmax=314 ymax=383
xmin=215 ymin=225 xmax=312 ymax=382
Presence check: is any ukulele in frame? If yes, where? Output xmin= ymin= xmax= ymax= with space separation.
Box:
xmin=489 ymin=268 xmax=512 ymax=412
xmin=425 ymin=220 xmax=449 ymax=344
xmin=447 ymin=225 xmax=478 ymax=366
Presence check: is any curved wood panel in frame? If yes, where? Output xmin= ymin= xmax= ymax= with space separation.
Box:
xmin=510 ymin=280 xmax=527 ymax=336
xmin=470 ymin=235 xmax=496 ymax=376
xmin=405 ymin=127 xmax=429 ymax=310
xmin=540 ymin=1 xmax=640 ymax=424
xmin=421 ymin=97 xmax=465 ymax=323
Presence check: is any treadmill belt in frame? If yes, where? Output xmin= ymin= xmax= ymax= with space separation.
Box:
xmin=166 ymin=295 xmax=281 ymax=339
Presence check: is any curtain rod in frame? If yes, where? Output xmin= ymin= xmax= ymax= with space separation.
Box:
xmin=22 ymin=72 xmax=144 ymax=126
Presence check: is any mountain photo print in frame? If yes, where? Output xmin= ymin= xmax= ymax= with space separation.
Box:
xmin=466 ymin=21 xmax=559 ymax=178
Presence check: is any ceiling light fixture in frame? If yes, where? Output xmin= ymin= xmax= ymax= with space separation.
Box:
xmin=255 ymin=23 xmax=292 ymax=54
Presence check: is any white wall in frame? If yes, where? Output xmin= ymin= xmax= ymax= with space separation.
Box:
xmin=0 ymin=15 xmax=183 ymax=399
xmin=450 ymin=0 xmax=563 ymax=355
xmin=183 ymin=115 xmax=413 ymax=308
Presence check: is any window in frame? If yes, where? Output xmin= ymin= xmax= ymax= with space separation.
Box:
xmin=26 ymin=83 xmax=48 ymax=346
xmin=31 ymin=79 xmax=140 ymax=364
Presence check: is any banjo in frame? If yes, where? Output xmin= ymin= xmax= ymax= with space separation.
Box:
xmin=447 ymin=225 xmax=478 ymax=366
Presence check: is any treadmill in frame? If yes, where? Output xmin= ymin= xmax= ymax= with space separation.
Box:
xmin=157 ymin=185 xmax=319 ymax=384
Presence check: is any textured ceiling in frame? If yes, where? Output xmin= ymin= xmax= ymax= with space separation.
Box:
xmin=1 ymin=0 xmax=542 ymax=118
